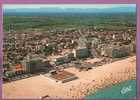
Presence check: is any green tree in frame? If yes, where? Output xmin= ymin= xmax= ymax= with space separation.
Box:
xmin=44 ymin=45 xmax=53 ymax=56
xmin=3 ymin=63 xmax=10 ymax=69
xmin=4 ymin=71 xmax=15 ymax=78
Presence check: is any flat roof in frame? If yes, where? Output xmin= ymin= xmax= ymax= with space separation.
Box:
xmin=50 ymin=70 xmax=75 ymax=80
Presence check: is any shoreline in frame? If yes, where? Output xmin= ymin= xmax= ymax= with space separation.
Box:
xmin=67 ymin=56 xmax=136 ymax=98
xmin=86 ymin=79 xmax=136 ymax=99
xmin=3 ymin=56 xmax=136 ymax=99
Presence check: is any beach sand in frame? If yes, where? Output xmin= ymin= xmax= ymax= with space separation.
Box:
xmin=3 ymin=56 xmax=136 ymax=99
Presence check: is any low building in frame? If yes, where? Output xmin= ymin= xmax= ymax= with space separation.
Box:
xmin=46 ymin=70 xmax=78 ymax=83
xmin=66 ymin=53 xmax=75 ymax=60
xmin=50 ymin=55 xmax=71 ymax=66
xmin=75 ymin=63 xmax=92 ymax=71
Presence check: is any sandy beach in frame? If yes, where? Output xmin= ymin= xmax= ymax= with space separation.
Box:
xmin=3 ymin=56 xmax=136 ymax=99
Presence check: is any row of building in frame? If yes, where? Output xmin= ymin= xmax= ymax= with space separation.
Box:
xmin=3 ymin=27 xmax=136 ymax=79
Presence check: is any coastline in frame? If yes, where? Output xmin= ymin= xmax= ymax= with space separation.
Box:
xmin=86 ymin=79 xmax=136 ymax=99
xmin=3 ymin=56 xmax=136 ymax=99
xmin=67 ymin=56 xmax=136 ymax=98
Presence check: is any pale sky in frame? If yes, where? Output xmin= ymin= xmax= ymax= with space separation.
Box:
xmin=3 ymin=4 xmax=136 ymax=9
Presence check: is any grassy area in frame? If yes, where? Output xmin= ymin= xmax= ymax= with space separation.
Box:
xmin=3 ymin=12 xmax=136 ymax=32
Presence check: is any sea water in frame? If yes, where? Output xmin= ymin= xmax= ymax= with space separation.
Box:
xmin=86 ymin=79 xmax=136 ymax=99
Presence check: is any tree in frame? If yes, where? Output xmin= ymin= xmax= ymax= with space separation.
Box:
xmin=43 ymin=45 xmax=53 ymax=56
xmin=3 ymin=63 xmax=10 ymax=69
xmin=4 ymin=71 xmax=15 ymax=78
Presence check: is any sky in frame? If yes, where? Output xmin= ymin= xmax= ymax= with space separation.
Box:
xmin=3 ymin=4 xmax=136 ymax=9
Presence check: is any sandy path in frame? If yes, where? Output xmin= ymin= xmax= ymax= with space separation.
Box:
xmin=3 ymin=56 xmax=136 ymax=99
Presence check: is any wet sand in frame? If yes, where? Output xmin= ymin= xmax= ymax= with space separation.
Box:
xmin=3 ymin=56 xmax=136 ymax=99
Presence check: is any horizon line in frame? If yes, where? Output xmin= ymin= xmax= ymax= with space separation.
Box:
xmin=3 ymin=4 xmax=136 ymax=9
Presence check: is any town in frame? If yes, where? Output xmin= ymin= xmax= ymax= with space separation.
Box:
xmin=2 ymin=4 xmax=137 ymax=99
xmin=3 ymin=26 xmax=136 ymax=83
